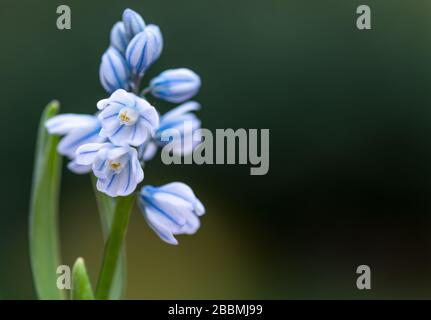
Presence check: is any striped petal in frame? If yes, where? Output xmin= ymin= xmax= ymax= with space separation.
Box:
xmin=122 ymin=8 xmax=145 ymax=39
xmin=45 ymin=114 xmax=96 ymax=135
xmin=99 ymin=47 xmax=130 ymax=94
xmin=76 ymin=143 xmax=108 ymax=166
xmin=143 ymin=205 xmax=179 ymax=245
xmin=126 ymin=25 xmax=163 ymax=76
xmin=161 ymin=101 xmax=200 ymax=123
xmin=67 ymin=160 xmax=92 ymax=175
xmin=57 ymin=125 xmax=103 ymax=159
xmin=110 ymin=21 xmax=130 ymax=54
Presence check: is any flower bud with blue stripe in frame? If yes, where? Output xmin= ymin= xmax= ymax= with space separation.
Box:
xmin=99 ymin=47 xmax=130 ymax=94
xmin=126 ymin=24 xmax=163 ymax=76
xmin=110 ymin=21 xmax=130 ymax=54
xmin=97 ymin=89 xmax=159 ymax=147
xmin=149 ymin=68 xmax=201 ymax=103
xmin=139 ymin=182 xmax=205 ymax=245
xmin=76 ymin=142 xmax=144 ymax=197
xmin=122 ymin=8 xmax=145 ymax=39
xmin=45 ymin=114 xmax=106 ymax=174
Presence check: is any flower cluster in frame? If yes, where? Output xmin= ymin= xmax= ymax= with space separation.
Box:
xmin=45 ymin=8 xmax=205 ymax=245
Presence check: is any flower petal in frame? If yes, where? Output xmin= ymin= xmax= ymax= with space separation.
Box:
xmin=161 ymin=101 xmax=200 ymax=123
xmin=158 ymin=182 xmax=197 ymax=203
xmin=131 ymin=150 xmax=144 ymax=182
xmin=67 ymin=160 xmax=92 ymax=174
xmin=99 ymin=47 xmax=130 ymax=93
xmin=76 ymin=143 xmax=108 ymax=165
xmin=122 ymin=8 xmax=145 ymax=39
xmin=106 ymin=146 xmax=130 ymax=160
xmin=110 ymin=21 xmax=129 ymax=54
xmin=45 ymin=114 xmax=96 ymax=135
xmin=57 ymin=125 xmax=102 ymax=159
xmin=139 ymin=141 xmax=158 ymax=161
xmin=143 ymin=205 xmax=179 ymax=245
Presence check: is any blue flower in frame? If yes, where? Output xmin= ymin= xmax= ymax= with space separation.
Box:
xmin=139 ymin=182 xmax=205 ymax=245
xmin=126 ymin=24 xmax=163 ymax=76
xmin=140 ymin=101 xmax=202 ymax=161
xmin=122 ymin=8 xmax=145 ymax=39
xmin=149 ymin=68 xmax=201 ymax=103
xmin=76 ymin=142 xmax=144 ymax=197
xmin=97 ymin=89 xmax=160 ymax=147
xmin=45 ymin=114 xmax=106 ymax=174
xmin=100 ymin=47 xmax=130 ymax=94
xmin=110 ymin=21 xmax=130 ymax=54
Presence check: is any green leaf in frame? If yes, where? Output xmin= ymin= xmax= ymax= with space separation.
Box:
xmin=29 ymin=100 xmax=65 ymax=300
xmin=72 ymin=258 xmax=95 ymax=300
xmin=92 ymin=176 xmax=127 ymax=300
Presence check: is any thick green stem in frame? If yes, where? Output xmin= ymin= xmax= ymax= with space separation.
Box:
xmin=91 ymin=175 xmax=127 ymax=300
xmin=96 ymin=194 xmax=135 ymax=299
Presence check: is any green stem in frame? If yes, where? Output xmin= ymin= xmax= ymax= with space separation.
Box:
xmin=96 ymin=194 xmax=135 ymax=299
xmin=91 ymin=175 xmax=127 ymax=300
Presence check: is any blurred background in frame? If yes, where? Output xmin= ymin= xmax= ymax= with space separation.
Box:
xmin=1 ymin=0 xmax=431 ymax=299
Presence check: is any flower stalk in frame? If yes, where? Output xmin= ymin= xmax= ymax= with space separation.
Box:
xmin=96 ymin=194 xmax=135 ymax=299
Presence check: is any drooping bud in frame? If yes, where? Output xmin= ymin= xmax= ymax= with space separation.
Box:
xmin=125 ymin=25 xmax=163 ymax=76
xmin=149 ymin=68 xmax=201 ymax=103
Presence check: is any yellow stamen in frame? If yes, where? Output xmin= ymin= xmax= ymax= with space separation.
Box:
xmin=109 ymin=161 xmax=122 ymax=171
xmin=119 ymin=111 xmax=131 ymax=123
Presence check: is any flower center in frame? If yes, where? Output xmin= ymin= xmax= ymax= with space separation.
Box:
xmin=118 ymin=107 xmax=138 ymax=125
xmin=109 ymin=160 xmax=123 ymax=172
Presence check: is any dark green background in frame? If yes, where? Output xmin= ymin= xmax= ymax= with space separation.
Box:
xmin=1 ymin=0 xmax=431 ymax=299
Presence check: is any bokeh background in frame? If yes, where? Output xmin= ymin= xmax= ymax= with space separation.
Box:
xmin=1 ymin=0 xmax=431 ymax=299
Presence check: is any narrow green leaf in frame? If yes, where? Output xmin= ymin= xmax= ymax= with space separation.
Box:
xmin=72 ymin=258 xmax=95 ymax=300
xmin=29 ymin=100 xmax=65 ymax=300
xmin=91 ymin=176 xmax=127 ymax=300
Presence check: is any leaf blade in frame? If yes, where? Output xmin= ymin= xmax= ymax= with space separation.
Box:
xmin=72 ymin=258 xmax=95 ymax=300
xmin=29 ymin=101 xmax=65 ymax=300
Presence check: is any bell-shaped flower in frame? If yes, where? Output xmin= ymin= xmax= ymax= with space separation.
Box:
xmin=149 ymin=68 xmax=201 ymax=103
xmin=76 ymin=142 xmax=143 ymax=197
xmin=126 ymin=24 xmax=163 ymax=76
xmin=122 ymin=8 xmax=146 ymax=39
xmin=97 ymin=89 xmax=159 ymax=147
xmin=110 ymin=21 xmax=130 ymax=54
xmin=99 ymin=47 xmax=130 ymax=94
xmin=139 ymin=182 xmax=205 ymax=245
xmin=45 ymin=114 xmax=106 ymax=174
